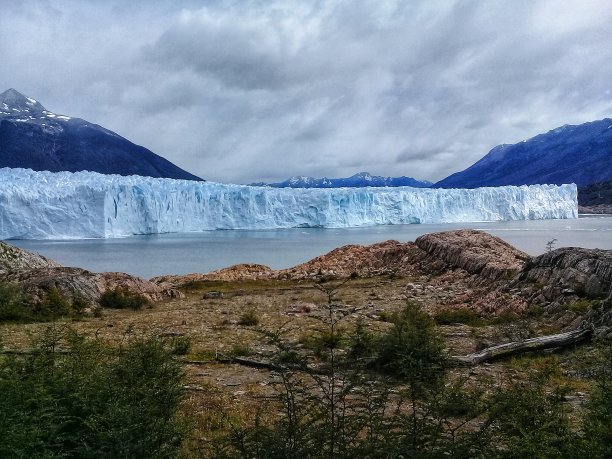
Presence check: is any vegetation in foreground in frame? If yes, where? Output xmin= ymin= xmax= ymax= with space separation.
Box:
xmin=206 ymin=292 xmax=611 ymax=459
xmin=0 ymin=279 xmax=610 ymax=458
xmin=0 ymin=326 xmax=185 ymax=458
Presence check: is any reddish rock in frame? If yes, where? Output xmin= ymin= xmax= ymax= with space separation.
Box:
xmin=415 ymin=230 xmax=530 ymax=282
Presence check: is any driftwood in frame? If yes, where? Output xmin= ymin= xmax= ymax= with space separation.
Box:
xmin=453 ymin=328 xmax=592 ymax=365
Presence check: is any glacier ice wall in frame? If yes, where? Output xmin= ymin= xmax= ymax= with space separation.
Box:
xmin=0 ymin=168 xmax=578 ymax=239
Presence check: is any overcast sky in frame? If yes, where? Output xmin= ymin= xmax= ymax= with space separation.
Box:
xmin=1 ymin=0 xmax=611 ymax=184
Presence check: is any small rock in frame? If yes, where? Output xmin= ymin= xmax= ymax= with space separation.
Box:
xmin=204 ymin=291 xmax=224 ymax=299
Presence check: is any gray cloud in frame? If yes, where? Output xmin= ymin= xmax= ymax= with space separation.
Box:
xmin=1 ymin=0 xmax=611 ymax=184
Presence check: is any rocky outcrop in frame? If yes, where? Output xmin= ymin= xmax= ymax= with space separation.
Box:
xmin=0 ymin=242 xmax=164 ymax=305
xmin=0 ymin=241 xmax=61 ymax=275
xmin=153 ymin=264 xmax=274 ymax=286
xmin=155 ymin=231 xmax=529 ymax=287
xmin=415 ymin=230 xmax=530 ymax=281
xmin=516 ymin=248 xmax=612 ymax=300
xmin=276 ymin=240 xmax=429 ymax=280
xmin=2 ymin=266 xmax=164 ymax=305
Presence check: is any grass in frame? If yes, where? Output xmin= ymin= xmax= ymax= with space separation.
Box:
xmin=568 ymin=299 xmax=593 ymax=314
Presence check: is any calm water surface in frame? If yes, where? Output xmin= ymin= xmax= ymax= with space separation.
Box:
xmin=10 ymin=216 xmax=611 ymax=279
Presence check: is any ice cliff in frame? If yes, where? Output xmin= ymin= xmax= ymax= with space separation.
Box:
xmin=0 ymin=168 xmax=578 ymax=239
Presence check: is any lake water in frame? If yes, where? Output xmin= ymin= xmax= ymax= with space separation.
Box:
xmin=9 ymin=215 xmax=611 ymax=279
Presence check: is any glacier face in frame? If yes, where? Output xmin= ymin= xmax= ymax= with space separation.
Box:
xmin=0 ymin=168 xmax=578 ymax=239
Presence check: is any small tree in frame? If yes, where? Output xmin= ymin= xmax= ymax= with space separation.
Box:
xmin=375 ymin=302 xmax=448 ymax=395
xmin=546 ymin=238 xmax=558 ymax=253
xmin=0 ymin=281 xmax=29 ymax=322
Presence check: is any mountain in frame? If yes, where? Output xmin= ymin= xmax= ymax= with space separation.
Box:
xmin=578 ymin=180 xmax=612 ymax=214
xmin=0 ymin=89 xmax=202 ymax=180
xmin=435 ymin=118 xmax=612 ymax=188
xmin=253 ymin=172 xmax=431 ymax=188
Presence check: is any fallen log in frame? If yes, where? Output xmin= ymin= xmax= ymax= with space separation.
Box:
xmin=453 ymin=328 xmax=592 ymax=365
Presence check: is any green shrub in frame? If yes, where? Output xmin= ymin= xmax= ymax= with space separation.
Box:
xmin=170 ymin=336 xmax=192 ymax=355
xmin=568 ymin=299 xmax=592 ymax=314
xmin=228 ymin=343 xmax=253 ymax=358
xmin=0 ymin=284 xmax=87 ymax=323
xmin=581 ymin=341 xmax=612 ymax=457
xmin=71 ymin=294 xmax=89 ymax=316
xmin=37 ymin=287 xmax=72 ymax=319
xmin=375 ymin=302 xmax=448 ymax=392
xmin=489 ymin=373 xmax=575 ymax=458
xmin=0 ymin=328 xmax=185 ymax=458
xmin=100 ymin=288 xmax=149 ymax=310
xmin=304 ymin=330 xmax=345 ymax=360
xmin=347 ymin=318 xmax=378 ymax=359
xmin=0 ymin=282 xmax=29 ymax=322
xmin=238 ymin=309 xmax=259 ymax=326
xmin=434 ymin=307 xmax=483 ymax=326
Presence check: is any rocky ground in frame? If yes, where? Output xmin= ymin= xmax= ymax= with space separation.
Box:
xmin=1 ymin=230 xmax=611 ymax=429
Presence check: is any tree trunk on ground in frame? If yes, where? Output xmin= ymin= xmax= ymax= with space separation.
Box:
xmin=453 ymin=328 xmax=592 ymax=365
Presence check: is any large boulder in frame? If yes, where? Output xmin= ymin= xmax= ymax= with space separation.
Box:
xmin=415 ymin=230 xmax=530 ymax=281
xmin=517 ymin=248 xmax=612 ymax=300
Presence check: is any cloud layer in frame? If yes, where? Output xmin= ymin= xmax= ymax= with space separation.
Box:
xmin=1 ymin=0 xmax=611 ymax=183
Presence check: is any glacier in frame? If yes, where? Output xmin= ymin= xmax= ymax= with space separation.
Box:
xmin=0 ymin=168 xmax=578 ymax=239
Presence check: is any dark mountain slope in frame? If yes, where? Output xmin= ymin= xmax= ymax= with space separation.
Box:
xmin=0 ymin=89 xmax=202 ymax=180
xmin=435 ymin=119 xmax=612 ymax=188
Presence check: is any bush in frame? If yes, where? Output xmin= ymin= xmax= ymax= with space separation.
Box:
xmin=0 ymin=282 xmax=29 ymax=322
xmin=37 ymin=287 xmax=72 ymax=319
xmin=581 ymin=341 xmax=612 ymax=457
xmin=170 ymin=335 xmax=192 ymax=355
xmin=100 ymin=287 xmax=149 ymax=310
xmin=347 ymin=317 xmax=378 ymax=359
xmin=375 ymin=302 xmax=448 ymax=392
xmin=1 ymin=284 xmax=89 ymax=323
xmin=0 ymin=327 xmax=185 ymax=458
xmin=434 ymin=307 xmax=483 ymax=326
xmin=238 ymin=309 xmax=259 ymax=326
xmin=71 ymin=294 xmax=89 ymax=316
xmin=228 ymin=343 xmax=253 ymax=358
xmin=568 ymin=300 xmax=592 ymax=314
xmin=489 ymin=373 xmax=576 ymax=458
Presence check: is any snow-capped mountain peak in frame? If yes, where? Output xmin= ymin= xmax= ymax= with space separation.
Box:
xmin=0 ymin=88 xmax=202 ymax=181
xmin=0 ymin=88 xmax=46 ymax=114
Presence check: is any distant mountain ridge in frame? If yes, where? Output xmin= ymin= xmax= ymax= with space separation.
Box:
xmin=252 ymin=172 xmax=431 ymax=188
xmin=0 ymin=88 xmax=202 ymax=180
xmin=435 ymin=118 xmax=612 ymax=188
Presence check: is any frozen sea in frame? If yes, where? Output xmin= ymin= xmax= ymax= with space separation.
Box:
xmin=9 ymin=215 xmax=611 ymax=279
